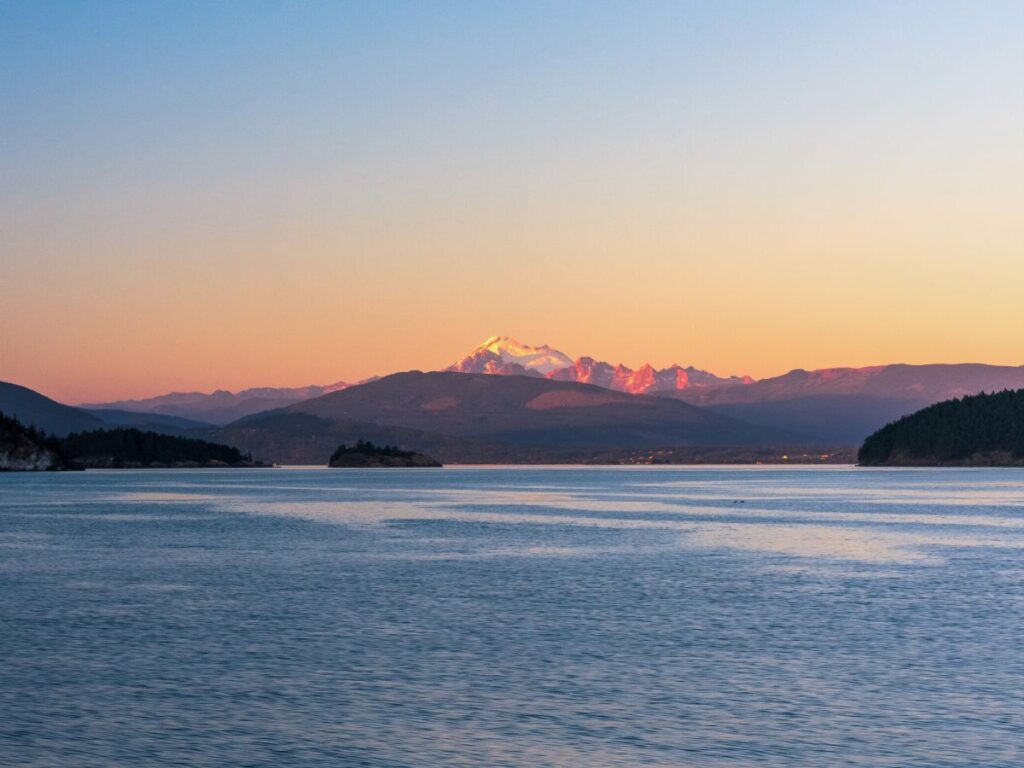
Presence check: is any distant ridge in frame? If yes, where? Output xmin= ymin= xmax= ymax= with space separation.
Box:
xmin=82 ymin=409 xmax=212 ymax=433
xmin=668 ymin=363 xmax=1024 ymax=406
xmin=82 ymin=382 xmax=350 ymax=425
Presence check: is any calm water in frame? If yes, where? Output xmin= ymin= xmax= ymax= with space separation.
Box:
xmin=1 ymin=467 xmax=1023 ymax=767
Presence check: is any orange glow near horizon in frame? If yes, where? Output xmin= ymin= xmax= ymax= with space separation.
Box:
xmin=5 ymin=213 xmax=1024 ymax=406
xmin=5 ymin=175 xmax=1024 ymax=403
xmin=4 ymin=164 xmax=1024 ymax=404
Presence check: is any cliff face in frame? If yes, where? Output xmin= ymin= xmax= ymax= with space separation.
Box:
xmin=0 ymin=445 xmax=63 ymax=471
xmin=0 ymin=417 xmax=65 ymax=470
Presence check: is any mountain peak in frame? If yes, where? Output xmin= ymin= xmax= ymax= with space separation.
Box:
xmin=459 ymin=336 xmax=574 ymax=375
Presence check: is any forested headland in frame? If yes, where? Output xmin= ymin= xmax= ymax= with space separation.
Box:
xmin=859 ymin=390 xmax=1024 ymax=466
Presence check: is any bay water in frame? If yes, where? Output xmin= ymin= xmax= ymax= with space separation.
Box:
xmin=2 ymin=467 xmax=1022 ymax=766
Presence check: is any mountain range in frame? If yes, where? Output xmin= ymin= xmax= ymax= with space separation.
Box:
xmin=446 ymin=338 xmax=1024 ymax=444
xmin=447 ymin=336 xmax=752 ymax=394
xmin=203 ymin=371 xmax=782 ymax=464
xmin=6 ymin=335 xmax=1024 ymax=463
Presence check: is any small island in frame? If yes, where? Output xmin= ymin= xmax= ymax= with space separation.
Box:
xmin=328 ymin=440 xmax=442 ymax=468
xmin=859 ymin=389 xmax=1024 ymax=466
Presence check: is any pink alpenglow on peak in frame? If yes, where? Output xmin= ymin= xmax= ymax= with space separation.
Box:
xmin=554 ymin=360 xmax=749 ymax=394
xmin=445 ymin=336 xmax=751 ymax=395
xmin=479 ymin=336 xmax=574 ymax=374
xmin=447 ymin=336 xmax=574 ymax=377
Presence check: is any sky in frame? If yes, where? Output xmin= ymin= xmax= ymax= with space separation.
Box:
xmin=2 ymin=1 xmax=1023 ymax=403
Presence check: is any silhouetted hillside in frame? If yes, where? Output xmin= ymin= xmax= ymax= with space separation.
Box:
xmin=705 ymin=395 xmax=924 ymax=445
xmin=82 ymin=409 xmax=213 ymax=434
xmin=61 ymin=428 xmax=263 ymax=468
xmin=206 ymin=412 xmax=510 ymax=465
xmin=661 ymin=363 xmax=1024 ymax=444
xmin=859 ymin=390 xmax=1024 ymax=466
xmin=0 ymin=381 xmax=105 ymax=436
xmin=286 ymin=371 xmax=786 ymax=450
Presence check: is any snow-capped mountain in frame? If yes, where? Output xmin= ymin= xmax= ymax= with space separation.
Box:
xmin=447 ymin=336 xmax=575 ymax=377
xmin=549 ymin=358 xmax=753 ymax=394
xmin=446 ymin=336 xmax=748 ymax=395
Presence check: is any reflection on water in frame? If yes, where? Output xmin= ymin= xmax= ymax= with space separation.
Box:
xmin=203 ymin=478 xmax=1024 ymax=566
xmin=1 ymin=467 xmax=1023 ymax=767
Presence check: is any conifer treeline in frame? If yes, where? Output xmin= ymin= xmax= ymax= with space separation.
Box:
xmin=859 ymin=389 xmax=1024 ymax=465
xmin=62 ymin=428 xmax=250 ymax=467
xmin=329 ymin=440 xmax=416 ymax=463
xmin=2 ymin=411 xmax=253 ymax=468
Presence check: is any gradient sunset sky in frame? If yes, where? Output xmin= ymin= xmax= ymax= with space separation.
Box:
xmin=2 ymin=1 xmax=1023 ymax=403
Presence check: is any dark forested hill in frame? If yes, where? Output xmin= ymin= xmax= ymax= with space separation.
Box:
xmin=858 ymin=389 xmax=1024 ymax=466
xmin=204 ymin=372 xmax=792 ymax=465
xmin=286 ymin=371 xmax=786 ymax=449
xmin=61 ymin=428 xmax=263 ymax=468
xmin=0 ymin=381 xmax=217 ymax=437
xmin=0 ymin=381 xmax=105 ymax=436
